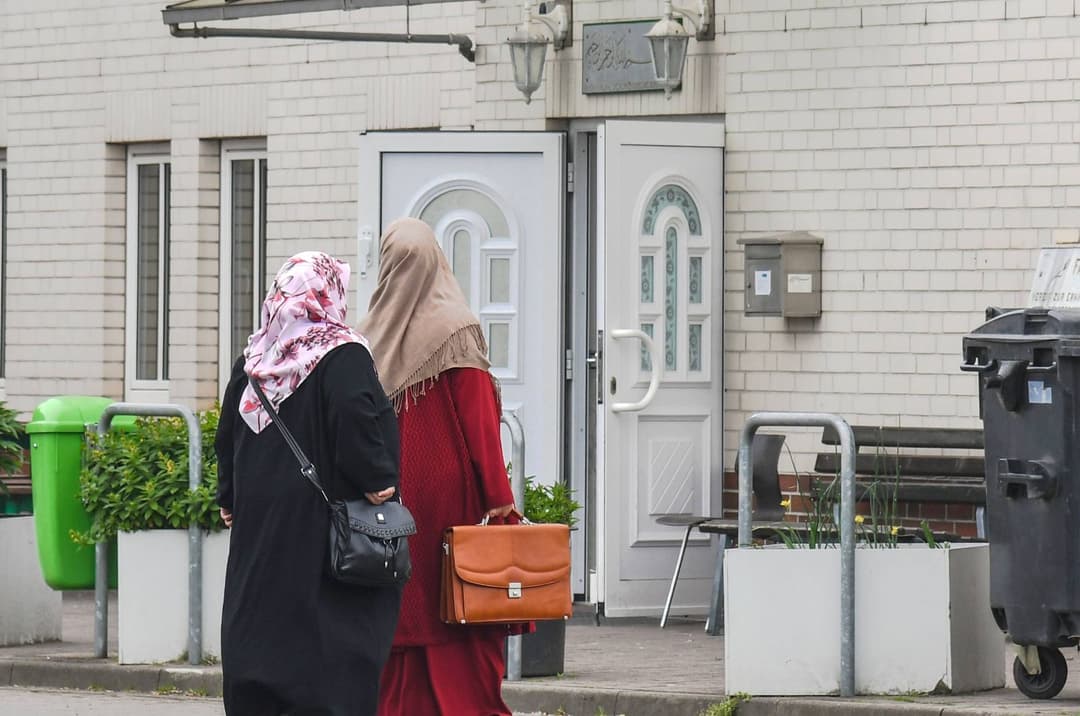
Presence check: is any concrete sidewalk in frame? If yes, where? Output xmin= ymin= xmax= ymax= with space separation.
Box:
xmin=3 ymin=594 xmax=1080 ymax=715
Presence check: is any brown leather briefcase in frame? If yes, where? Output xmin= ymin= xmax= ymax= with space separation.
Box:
xmin=441 ymin=518 xmax=572 ymax=625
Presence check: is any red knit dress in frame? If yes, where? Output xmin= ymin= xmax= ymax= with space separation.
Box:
xmin=377 ymin=367 xmax=517 ymax=716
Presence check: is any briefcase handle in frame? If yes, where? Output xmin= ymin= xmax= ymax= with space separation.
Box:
xmin=479 ymin=508 xmax=533 ymax=526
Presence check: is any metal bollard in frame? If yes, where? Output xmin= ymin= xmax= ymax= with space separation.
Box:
xmin=736 ymin=412 xmax=856 ymax=697
xmin=92 ymin=403 xmax=203 ymax=666
xmin=500 ymin=410 xmax=526 ymax=681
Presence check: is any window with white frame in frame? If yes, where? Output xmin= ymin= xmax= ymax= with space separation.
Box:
xmin=219 ymin=141 xmax=268 ymax=386
xmin=417 ymin=182 xmax=519 ymax=380
xmin=637 ymin=182 xmax=710 ymax=381
xmin=125 ymin=147 xmax=171 ymax=393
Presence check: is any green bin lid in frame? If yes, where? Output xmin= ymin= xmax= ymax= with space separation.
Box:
xmin=27 ymin=396 xmax=126 ymax=434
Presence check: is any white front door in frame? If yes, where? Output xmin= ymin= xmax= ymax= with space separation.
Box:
xmin=599 ymin=120 xmax=724 ymax=616
xmin=356 ymin=132 xmax=566 ymax=488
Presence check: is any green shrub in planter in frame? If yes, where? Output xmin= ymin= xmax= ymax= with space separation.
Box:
xmin=523 ymin=475 xmax=581 ymax=528
xmin=71 ymin=409 xmax=223 ymax=545
xmin=0 ymin=401 xmax=26 ymax=497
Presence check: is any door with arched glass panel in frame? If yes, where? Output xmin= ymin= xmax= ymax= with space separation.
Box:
xmin=601 ymin=120 xmax=724 ymax=617
xmin=356 ymin=133 xmax=565 ymax=490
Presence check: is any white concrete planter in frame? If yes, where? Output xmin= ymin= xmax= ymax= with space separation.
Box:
xmin=724 ymin=543 xmax=1005 ymax=696
xmin=117 ymin=529 xmax=230 ymax=664
xmin=0 ymin=516 xmax=61 ymax=645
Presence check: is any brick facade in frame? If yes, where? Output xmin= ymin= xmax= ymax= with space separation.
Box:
xmin=0 ymin=0 xmax=1076 ymax=489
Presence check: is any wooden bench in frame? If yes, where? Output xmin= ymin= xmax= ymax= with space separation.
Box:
xmin=663 ymin=426 xmax=986 ymax=634
xmin=812 ymin=425 xmax=986 ymax=541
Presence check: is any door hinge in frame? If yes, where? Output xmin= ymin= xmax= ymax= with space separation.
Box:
xmin=565 ymin=349 xmax=574 ymax=381
xmin=567 ymin=162 xmax=575 ymax=193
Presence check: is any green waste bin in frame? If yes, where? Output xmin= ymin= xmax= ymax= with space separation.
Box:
xmin=27 ymin=396 xmax=134 ymax=590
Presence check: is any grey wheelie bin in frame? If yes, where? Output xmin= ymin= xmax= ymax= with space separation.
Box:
xmin=963 ymin=307 xmax=1080 ymax=699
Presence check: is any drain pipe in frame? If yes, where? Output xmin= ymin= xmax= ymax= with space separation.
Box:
xmin=169 ymin=23 xmax=476 ymax=62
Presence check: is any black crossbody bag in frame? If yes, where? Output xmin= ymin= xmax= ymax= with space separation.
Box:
xmin=249 ymin=378 xmax=415 ymax=587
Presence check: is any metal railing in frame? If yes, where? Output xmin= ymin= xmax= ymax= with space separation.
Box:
xmin=737 ymin=412 xmax=856 ymax=697
xmin=500 ymin=410 xmax=526 ymax=681
xmin=90 ymin=403 xmax=204 ymax=666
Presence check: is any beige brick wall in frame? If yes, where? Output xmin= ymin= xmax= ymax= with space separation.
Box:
xmin=0 ymin=0 xmax=478 ymax=413
xmin=722 ymin=0 xmax=1080 ymax=467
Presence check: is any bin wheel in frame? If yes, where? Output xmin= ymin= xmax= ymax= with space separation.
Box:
xmin=1013 ymin=646 xmax=1068 ymax=700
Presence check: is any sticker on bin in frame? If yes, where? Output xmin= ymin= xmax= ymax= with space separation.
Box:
xmin=1028 ymin=380 xmax=1053 ymax=405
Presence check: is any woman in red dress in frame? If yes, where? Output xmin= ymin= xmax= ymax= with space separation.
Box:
xmin=362 ymin=218 xmax=517 ymax=716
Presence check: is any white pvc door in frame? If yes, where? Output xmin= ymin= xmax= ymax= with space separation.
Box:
xmin=599 ymin=120 xmax=724 ymax=616
xmin=356 ymin=132 xmax=566 ymax=488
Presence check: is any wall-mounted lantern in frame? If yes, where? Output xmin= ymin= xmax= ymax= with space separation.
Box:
xmin=645 ymin=0 xmax=713 ymax=98
xmin=507 ymin=0 xmax=571 ymax=103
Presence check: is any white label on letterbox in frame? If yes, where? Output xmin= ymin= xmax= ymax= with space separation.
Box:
xmin=1028 ymin=381 xmax=1052 ymax=405
xmin=788 ymin=273 xmax=813 ymax=294
xmin=754 ymin=270 xmax=772 ymax=296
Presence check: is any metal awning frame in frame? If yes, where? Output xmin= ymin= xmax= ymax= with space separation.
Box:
xmin=162 ymin=0 xmax=457 ymax=24
xmin=168 ymin=22 xmax=475 ymax=61
xmin=164 ymin=0 xmax=476 ymax=62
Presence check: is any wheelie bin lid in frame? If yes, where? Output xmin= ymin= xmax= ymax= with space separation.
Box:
xmin=27 ymin=396 xmax=135 ymax=434
xmin=965 ymin=308 xmax=1080 ymax=343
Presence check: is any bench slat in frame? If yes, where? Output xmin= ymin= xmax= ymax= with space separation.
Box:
xmin=698 ymin=518 xmax=982 ymax=542
xmin=0 ymin=477 xmax=31 ymax=495
xmin=821 ymin=425 xmax=983 ymax=450
xmin=814 ymin=452 xmax=985 ymax=478
xmin=847 ymin=479 xmax=986 ymax=505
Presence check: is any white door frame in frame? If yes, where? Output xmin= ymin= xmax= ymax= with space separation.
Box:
xmin=566 ymin=120 xmax=603 ymax=599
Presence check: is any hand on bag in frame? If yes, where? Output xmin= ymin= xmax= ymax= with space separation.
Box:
xmin=220 ymin=507 xmax=233 ymax=528
xmin=485 ymin=503 xmax=515 ymax=520
xmin=365 ymin=486 xmax=396 ymax=505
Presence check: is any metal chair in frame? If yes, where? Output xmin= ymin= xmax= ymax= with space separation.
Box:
xmin=657 ymin=432 xmax=787 ymax=630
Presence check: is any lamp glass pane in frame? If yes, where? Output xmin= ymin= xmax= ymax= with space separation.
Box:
xmin=648 ymin=36 xmax=668 ymax=79
xmin=666 ymin=37 xmax=688 ymax=83
xmin=526 ymin=42 xmax=548 ymax=91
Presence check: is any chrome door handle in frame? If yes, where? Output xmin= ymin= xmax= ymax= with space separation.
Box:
xmin=609 ymin=329 xmax=661 ymax=413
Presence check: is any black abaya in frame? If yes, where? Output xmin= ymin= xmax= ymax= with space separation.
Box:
xmin=216 ymin=343 xmax=402 ymax=716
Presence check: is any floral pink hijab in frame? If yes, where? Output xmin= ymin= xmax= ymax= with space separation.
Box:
xmin=239 ymin=251 xmax=369 ymax=433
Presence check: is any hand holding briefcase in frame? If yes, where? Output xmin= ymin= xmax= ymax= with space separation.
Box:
xmin=441 ymin=511 xmax=572 ymax=625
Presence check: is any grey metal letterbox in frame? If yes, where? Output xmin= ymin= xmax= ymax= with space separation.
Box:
xmin=737 ymin=232 xmax=823 ymax=318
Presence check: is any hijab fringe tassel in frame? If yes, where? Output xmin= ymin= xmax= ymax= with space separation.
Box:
xmin=390 ymin=324 xmax=487 ymax=414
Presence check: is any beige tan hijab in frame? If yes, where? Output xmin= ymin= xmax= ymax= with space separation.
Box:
xmin=359 ymin=218 xmax=490 ymax=412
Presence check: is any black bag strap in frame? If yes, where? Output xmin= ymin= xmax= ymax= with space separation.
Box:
xmin=248 ymin=377 xmax=330 ymax=505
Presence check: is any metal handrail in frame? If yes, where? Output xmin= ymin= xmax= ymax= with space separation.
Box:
xmin=91 ymin=403 xmax=203 ymax=666
xmin=500 ymin=410 xmax=525 ymax=681
xmin=737 ymin=412 xmax=856 ymax=697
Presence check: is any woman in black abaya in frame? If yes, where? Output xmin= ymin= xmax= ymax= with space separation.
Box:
xmin=215 ymin=251 xmax=401 ymax=716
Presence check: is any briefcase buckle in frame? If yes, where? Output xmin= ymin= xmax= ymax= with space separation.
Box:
xmin=508 ymin=582 xmax=522 ymax=599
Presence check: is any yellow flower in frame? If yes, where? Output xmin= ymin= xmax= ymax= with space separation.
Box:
xmin=854 ymin=515 xmax=865 ymax=524
xmin=891 ymin=526 xmax=900 ymax=536
xmin=780 ymin=499 xmax=791 ymax=509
